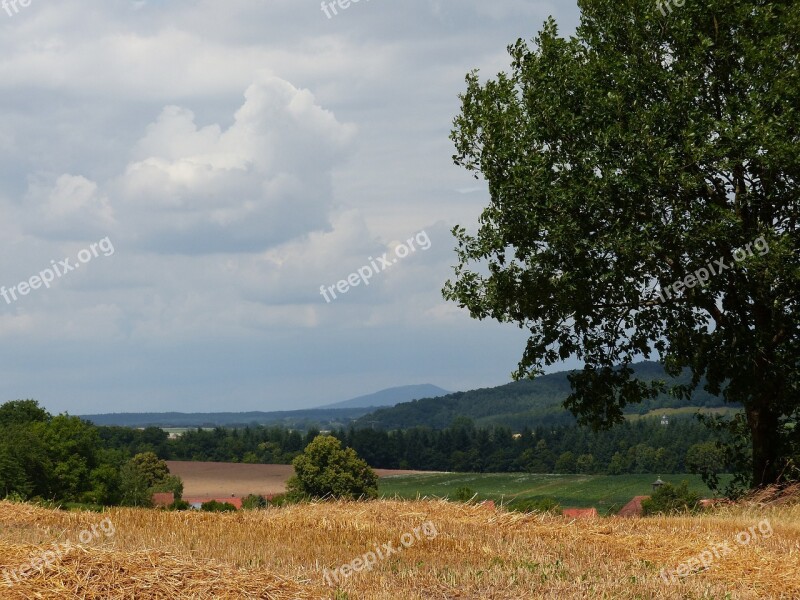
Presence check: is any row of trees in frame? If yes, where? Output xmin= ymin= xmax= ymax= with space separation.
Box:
xmin=0 ymin=399 xmax=734 ymax=505
xmin=97 ymin=415 xmax=729 ymax=478
xmin=0 ymin=400 xmax=181 ymax=506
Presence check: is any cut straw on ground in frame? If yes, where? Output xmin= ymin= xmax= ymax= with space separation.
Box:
xmin=1 ymin=498 xmax=798 ymax=599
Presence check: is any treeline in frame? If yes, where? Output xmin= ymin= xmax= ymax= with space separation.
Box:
xmin=106 ymin=416 xmax=727 ymax=475
xmin=0 ymin=400 xmax=180 ymax=506
xmin=0 ymin=400 xmax=129 ymax=504
xmin=334 ymin=417 xmax=719 ymax=474
xmin=0 ymin=398 xmax=730 ymax=506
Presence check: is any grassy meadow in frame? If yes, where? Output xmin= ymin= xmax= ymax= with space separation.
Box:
xmin=379 ymin=473 xmax=726 ymax=514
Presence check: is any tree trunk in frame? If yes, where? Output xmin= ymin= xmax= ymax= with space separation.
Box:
xmin=747 ymin=401 xmax=781 ymax=487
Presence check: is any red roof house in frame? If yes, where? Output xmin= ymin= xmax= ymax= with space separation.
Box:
xmin=151 ymin=492 xmax=175 ymax=507
xmin=618 ymin=495 xmax=650 ymax=518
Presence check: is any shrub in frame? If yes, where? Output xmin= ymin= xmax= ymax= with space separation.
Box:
xmin=200 ymin=500 xmax=237 ymax=512
xmin=454 ymin=486 xmax=477 ymax=503
xmin=242 ymin=494 xmax=268 ymax=510
xmin=642 ymin=481 xmax=701 ymax=516
xmin=168 ymin=499 xmax=191 ymax=511
xmin=287 ymin=435 xmax=378 ymax=500
xmin=267 ymin=492 xmax=307 ymax=507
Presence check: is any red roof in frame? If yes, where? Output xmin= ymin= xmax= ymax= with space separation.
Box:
xmin=151 ymin=492 xmax=175 ymax=507
xmin=618 ymin=496 xmax=650 ymax=518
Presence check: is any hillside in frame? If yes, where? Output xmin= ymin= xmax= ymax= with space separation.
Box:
xmin=356 ymin=361 xmax=733 ymax=430
xmin=81 ymin=407 xmax=369 ymax=429
xmin=319 ymin=384 xmax=450 ymax=409
xmin=0 ymin=499 xmax=797 ymax=599
xmin=81 ymin=385 xmax=449 ymax=428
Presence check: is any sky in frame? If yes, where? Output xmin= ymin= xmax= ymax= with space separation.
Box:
xmin=0 ymin=0 xmax=582 ymax=414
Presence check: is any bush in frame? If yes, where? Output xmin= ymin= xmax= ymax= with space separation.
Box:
xmin=267 ymin=492 xmax=307 ymax=507
xmin=242 ymin=494 xmax=268 ymax=510
xmin=642 ymin=481 xmax=701 ymax=516
xmin=454 ymin=486 xmax=477 ymax=502
xmin=507 ymin=497 xmax=561 ymax=514
xmin=287 ymin=435 xmax=378 ymax=500
xmin=200 ymin=500 xmax=237 ymax=512
xmin=168 ymin=499 xmax=191 ymax=511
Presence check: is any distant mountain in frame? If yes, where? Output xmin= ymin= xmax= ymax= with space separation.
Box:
xmin=80 ymin=366 xmax=732 ymax=431
xmin=320 ymin=384 xmax=451 ymax=409
xmin=355 ymin=361 xmax=732 ymax=430
xmin=79 ymin=385 xmax=450 ymax=429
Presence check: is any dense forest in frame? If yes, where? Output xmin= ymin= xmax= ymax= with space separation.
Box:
xmin=1 ymin=396 xmax=731 ymax=505
xmin=356 ymin=361 xmax=734 ymax=430
xmin=103 ymin=415 xmax=726 ymax=475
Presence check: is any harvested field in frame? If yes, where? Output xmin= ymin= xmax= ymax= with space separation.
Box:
xmin=165 ymin=461 xmax=433 ymax=498
xmin=1 ymin=499 xmax=798 ymax=599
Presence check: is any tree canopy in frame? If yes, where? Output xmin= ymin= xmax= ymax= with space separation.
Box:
xmin=288 ymin=435 xmax=378 ymax=500
xmin=444 ymin=0 xmax=799 ymax=488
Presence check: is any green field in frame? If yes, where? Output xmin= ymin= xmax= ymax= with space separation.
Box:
xmin=379 ymin=473 xmax=726 ymax=515
xmin=624 ymin=406 xmax=740 ymax=421
xmin=161 ymin=427 xmax=215 ymax=436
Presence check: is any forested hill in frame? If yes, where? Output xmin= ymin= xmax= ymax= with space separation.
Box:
xmin=356 ymin=361 xmax=732 ymax=430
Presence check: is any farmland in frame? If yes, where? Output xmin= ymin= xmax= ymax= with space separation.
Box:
xmin=0 ymin=498 xmax=798 ymax=598
xmin=379 ymin=473 xmax=727 ymax=514
xmin=165 ymin=461 xmax=433 ymax=498
xmin=165 ymin=461 xmax=724 ymax=513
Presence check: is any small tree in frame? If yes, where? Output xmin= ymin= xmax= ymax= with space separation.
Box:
xmin=201 ymin=500 xmax=237 ymax=512
xmin=287 ymin=435 xmax=378 ymax=500
xmin=242 ymin=493 xmax=268 ymax=510
xmin=129 ymin=452 xmax=170 ymax=484
xmin=642 ymin=481 xmax=701 ymax=516
xmin=454 ymin=486 xmax=477 ymax=502
xmin=120 ymin=452 xmax=183 ymax=507
xmin=119 ymin=461 xmax=152 ymax=507
xmin=686 ymin=441 xmax=728 ymax=488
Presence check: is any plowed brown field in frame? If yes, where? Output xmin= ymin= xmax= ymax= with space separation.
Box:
xmin=165 ymin=460 xmax=432 ymax=497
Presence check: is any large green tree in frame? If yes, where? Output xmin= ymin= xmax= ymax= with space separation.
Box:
xmin=444 ymin=0 xmax=799 ymax=488
xmin=288 ymin=435 xmax=378 ymax=500
xmin=120 ymin=452 xmax=182 ymax=507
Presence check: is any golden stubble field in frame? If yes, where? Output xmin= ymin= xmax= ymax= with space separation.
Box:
xmin=0 ymin=499 xmax=798 ymax=599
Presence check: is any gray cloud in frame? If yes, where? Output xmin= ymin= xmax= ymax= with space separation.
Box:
xmin=0 ymin=0 xmax=581 ymax=413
